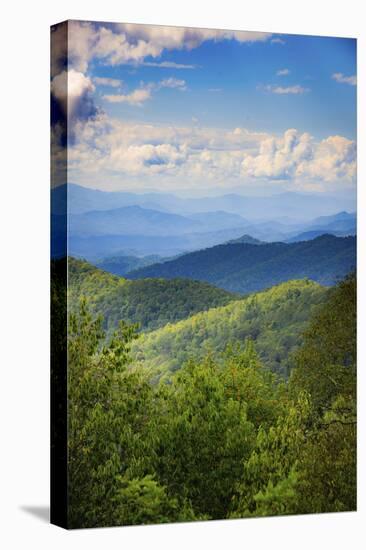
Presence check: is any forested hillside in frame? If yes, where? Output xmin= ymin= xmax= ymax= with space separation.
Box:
xmin=66 ymin=272 xmax=356 ymax=527
xmin=132 ymin=278 xmax=327 ymax=379
xmin=68 ymin=258 xmax=238 ymax=333
xmin=129 ymin=235 xmax=356 ymax=294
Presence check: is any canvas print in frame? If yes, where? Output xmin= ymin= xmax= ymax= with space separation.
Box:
xmin=51 ymin=20 xmax=357 ymax=529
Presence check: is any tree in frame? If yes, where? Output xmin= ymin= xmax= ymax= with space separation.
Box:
xmin=290 ymin=273 xmax=356 ymax=412
xmin=154 ymin=353 xmax=255 ymax=519
xmin=230 ymin=392 xmax=311 ymax=518
xmin=288 ymin=274 xmax=356 ymax=513
xmin=68 ymin=300 xmax=158 ymax=527
xmin=63 ymin=268 xmax=356 ymax=525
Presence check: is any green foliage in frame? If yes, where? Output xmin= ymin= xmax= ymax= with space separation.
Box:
xmin=230 ymin=393 xmax=311 ymax=517
xmin=68 ymin=302 xmax=156 ymax=527
xmin=154 ymin=351 xmax=256 ymax=519
xmin=290 ymin=272 xmax=356 ymax=411
xmin=230 ymin=274 xmax=357 ymax=518
xmin=68 ymin=257 xmax=237 ymax=334
xmin=287 ymin=273 xmax=357 ymax=513
xmin=293 ymin=395 xmax=356 ymax=514
xmin=65 ymin=270 xmax=356 ymax=527
xmin=112 ymin=475 xmax=197 ymax=526
xmin=133 ymin=278 xmax=327 ymax=379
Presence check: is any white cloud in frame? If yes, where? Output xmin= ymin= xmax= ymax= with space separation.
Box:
xmin=241 ymin=129 xmax=356 ymax=184
xmin=117 ymin=23 xmax=271 ymax=50
xmin=62 ymin=21 xmax=271 ymax=73
xmin=102 ymin=77 xmax=187 ymax=105
xmin=67 ymin=22 xmax=97 ymax=73
xmin=332 ymin=72 xmax=357 ymax=86
xmin=264 ymin=84 xmax=310 ymax=94
xmin=93 ymin=77 xmax=122 ymax=87
xmin=142 ymin=61 xmax=197 ymax=69
xmin=51 ymin=71 xmax=68 ymax=108
xmin=276 ymin=68 xmax=290 ymax=76
xmin=302 ymin=135 xmax=356 ymax=182
xmin=159 ymin=77 xmax=187 ymax=90
xmin=51 ymin=69 xmax=95 ymax=117
xmin=68 ymin=116 xmax=356 ymax=190
xmin=108 ymin=143 xmax=187 ymax=173
xmin=242 ymin=129 xmax=313 ymax=179
xmin=103 ymin=88 xmax=151 ymax=105
xmin=271 ymin=37 xmax=286 ymax=45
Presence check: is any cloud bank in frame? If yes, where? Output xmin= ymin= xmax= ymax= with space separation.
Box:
xmin=67 ymin=116 xmax=356 ymax=191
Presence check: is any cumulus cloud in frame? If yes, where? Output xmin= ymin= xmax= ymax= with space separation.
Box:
xmin=332 ymin=72 xmax=357 ymax=86
xmin=241 ymin=129 xmax=356 ymax=183
xmin=51 ymin=69 xmax=97 ymax=120
xmin=303 ymin=135 xmax=356 ymax=181
xmin=263 ymin=84 xmax=310 ymax=94
xmin=242 ymin=129 xmax=314 ymax=180
xmin=67 ymin=116 xmax=356 ymax=190
xmin=276 ymin=68 xmax=290 ymax=76
xmin=68 ymin=115 xmax=266 ymax=183
xmin=93 ymin=76 xmax=122 ymax=87
xmin=109 ymin=143 xmax=187 ymax=173
xmin=51 ymin=69 xmax=99 ymax=154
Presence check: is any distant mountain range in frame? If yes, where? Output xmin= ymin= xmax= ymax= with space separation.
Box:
xmin=186 ymin=211 xmax=249 ymax=231
xmin=69 ymin=205 xmax=202 ymax=237
xmin=53 ymin=183 xmax=356 ymax=219
xmin=285 ymin=211 xmax=356 ymax=243
xmin=128 ymin=235 xmax=356 ymax=294
xmin=51 ymin=184 xmax=356 ymax=260
xmin=67 ymin=226 xmax=260 ymax=260
xmin=69 ymin=205 xmax=249 ymax=237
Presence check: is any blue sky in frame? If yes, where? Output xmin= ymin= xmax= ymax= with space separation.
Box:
xmin=95 ymin=31 xmax=356 ymax=140
xmin=51 ymin=21 xmax=357 ymax=195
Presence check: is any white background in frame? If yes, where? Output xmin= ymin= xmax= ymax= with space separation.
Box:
xmin=1 ymin=0 xmax=365 ymax=548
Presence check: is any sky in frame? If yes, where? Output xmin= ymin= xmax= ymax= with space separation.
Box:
xmin=51 ymin=20 xmax=357 ymax=196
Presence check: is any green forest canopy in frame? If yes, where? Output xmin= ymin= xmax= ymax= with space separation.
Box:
xmin=132 ymin=278 xmax=327 ymax=380
xmin=65 ymin=272 xmax=356 ymax=528
xmin=68 ymin=257 xmax=238 ymax=333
